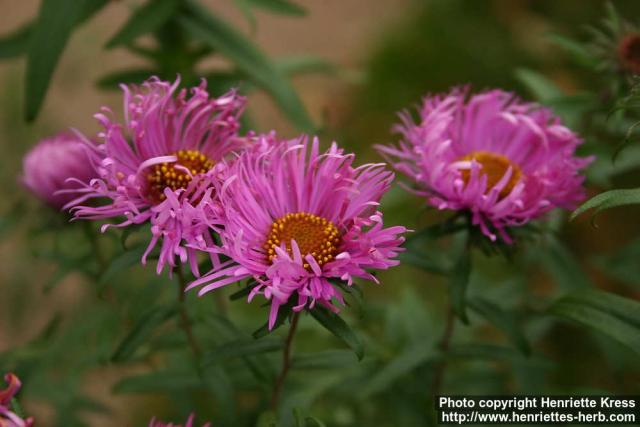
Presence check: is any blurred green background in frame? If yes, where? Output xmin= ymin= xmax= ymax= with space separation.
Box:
xmin=1 ymin=1 xmax=640 ymax=426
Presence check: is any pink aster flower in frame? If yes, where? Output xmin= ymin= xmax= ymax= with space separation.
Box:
xmin=66 ymin=76 xmax=247 ymax=275
xmin=148 ymin=413 xmax=210 ymax=427
xmin=187 ymin=135 xmax=407 ymax=328
xmin=0 ymin=373 xmax=34 ymax=427
xmin=376 ymin=88 xmax=593 ymax=242
xmin=21 ymin=132 xmax=97 ymax=210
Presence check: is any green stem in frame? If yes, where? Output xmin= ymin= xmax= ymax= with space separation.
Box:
xmin=431 ymin=305 xmax=455 ymax=396
xmin=270 ymin=312 xmax=301 ymax=410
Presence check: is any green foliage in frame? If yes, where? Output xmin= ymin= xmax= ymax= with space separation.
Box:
xmin=3 ymin=1 xmax=640 ymax=426
xmin=309 ymin=307 xmax=364 ymax=360
xmin=111 ymin=305 xmax=178 ymax=362
xmin=549 ymin=289 xmax=640 ymax=354
xmin=179 ymin=0 xmax=314 ymax=131
xmin=1 ymin=0 xmax=319 ymax=129
xmin=0 ymin=23 xmax=32 ymax=59
xmin=25 ymin=0 xmax=108 ymax=121
xmin=571 ymin=188 xmax=640 ymax=222
xmin=448 ymin=237 xmax=471 ymax=324
xmin=105 ymin=0 xmax=179 ymax=49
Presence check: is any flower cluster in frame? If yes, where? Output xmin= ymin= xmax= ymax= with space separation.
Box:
xmin=377 ymin=88 xmax=592 ymax=242
xmin=23 ymin=75 xmax=593 ymax=327
xmin=0 ymin=374 xmax=34 ymax=427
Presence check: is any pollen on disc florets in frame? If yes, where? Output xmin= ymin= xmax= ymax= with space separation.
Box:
xmin=264 ymin=212 xmax=341 ymax=270
xmin=146 ymin=149 xmax=214 ymax=203
xmin=459 ymin=151 xmax=522 ymax=199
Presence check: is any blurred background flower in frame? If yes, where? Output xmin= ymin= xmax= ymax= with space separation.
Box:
xmin=21 ymin=132 xmax=97 ymax=210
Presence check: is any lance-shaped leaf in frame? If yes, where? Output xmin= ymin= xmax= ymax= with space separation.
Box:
xmin=0 ymin=23 xmax=32 ymax=59
xmin=179 ymin=0 xmax=314 ymax=131
xmin=549 ymin=289 xmax=640 ymax=355
xmin=310 ymin=306 xmax=364 ymax=360
xmin=25 ymin=0 xmax=108 ymax=121
xmin=111 ymin=304 xmax=178 ymax=362
xmin=106 ymin=0 xmax=179 ymax=48
xmin=571 ymin=188 xmax=640 ymax=222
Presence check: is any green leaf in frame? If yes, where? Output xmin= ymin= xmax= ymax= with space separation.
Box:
xmin=106 ymin=0 xmax=179 ymax=48
xmin=98 ymin=246 xmax=146 ymax=287
xmin=571 ymin=188 xmax=640 ymax=222
xmin=246 ymin=0 xmax=307 ymax=16
xmin=97 ymin=69 xmax=156 ymax=90
xmin=549 ymin=289 xmax=640 ymax=355
xmin=360 ymin=344 xmax=434 ymax=398
xmin=0 ymin=23 xmax=32 ymax=59
xmin=25 ymin=0 xmax=108 ymax=121
xmin=547 ymin=33 xmax=598 ymax=68
xmin=514 ymin=68 xmax=563 ymax=102
xmin=111 ymin=305 xmax=178 ymax=362
xmin=468 ymin=297 xmax=531 ymax=356
xmin=179 ymin=0 xmax=314 ymax=131
xmin=113 ymin=371 xmax=202 ymax=393
xmin=448 ymin=240 xmax=471 ymax=324
xmin=310 ymin=307 xmax=364 ymax=360
xmin=202 ymin=337 xmax=283 ymax=366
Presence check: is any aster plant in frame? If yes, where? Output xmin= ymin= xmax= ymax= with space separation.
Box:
xmin=5 ymin=2 xmax=640 ymax=427
xmin=188 ymin=135 xmax=407 ymax=406
xmin=377 ymin=86 xmax=593 ymax=396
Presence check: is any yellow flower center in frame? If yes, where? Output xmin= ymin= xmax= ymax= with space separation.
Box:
xmin=264 ymin=212 xmax=341 ymax=270
xmin=146 ymin=149 xmax=214 ymax=202
xmin=459 ymin=151 xmax=522 ymax=199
